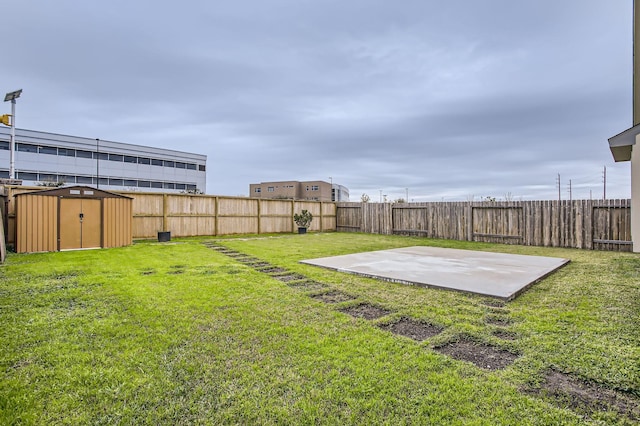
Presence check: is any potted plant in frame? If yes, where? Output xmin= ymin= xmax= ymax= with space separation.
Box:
xmin=293 ymin=209 xmax=313 ymax=234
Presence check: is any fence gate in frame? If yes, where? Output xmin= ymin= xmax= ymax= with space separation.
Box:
xmin=592 ymin=204 xmax=632 ymax=251
xmin=472 ymin=206 xmax=524 ymax=244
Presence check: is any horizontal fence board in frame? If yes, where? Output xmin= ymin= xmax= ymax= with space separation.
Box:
xmin=337 ymin=200 xmax=632 ymax=252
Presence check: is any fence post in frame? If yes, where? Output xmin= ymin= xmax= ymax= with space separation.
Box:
xmin=361 ymin=202 xmax=366 ymax=233
xmin=257 ymin=199 xmax=262 ymax=234
xmin=467 ymin=202 xmax=473 ymax=241
xmin=162 ymin=193 xmax=169 ymax=232
xmin=214 ymin=196 xmax=219 ymax=236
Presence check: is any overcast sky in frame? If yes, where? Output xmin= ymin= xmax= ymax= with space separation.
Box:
xmin=1 ymin=1 xmax=633 ymax=201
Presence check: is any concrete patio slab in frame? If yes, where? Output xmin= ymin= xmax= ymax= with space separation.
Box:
xmin=300 ymin=246 xmax=570 ymax=301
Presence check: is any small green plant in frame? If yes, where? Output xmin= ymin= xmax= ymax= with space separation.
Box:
xmin=293 ymin=209 xmax=313 ymax=228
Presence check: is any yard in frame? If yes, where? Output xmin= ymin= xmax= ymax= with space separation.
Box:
xmin=1 ymin=233 xmax=638 ymax=424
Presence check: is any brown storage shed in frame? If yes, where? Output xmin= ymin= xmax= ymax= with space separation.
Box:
xmin=15 ymin=186 xmax=132 ymax=253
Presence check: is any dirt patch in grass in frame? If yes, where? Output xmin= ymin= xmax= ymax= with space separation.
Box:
xmin=258 ymin=267 xmax=288 ymax=274
xmin=287 ymin=281 xmax=328 ymax=291
xmin=310 ymin=290 xmax=356 ymax=304
xmin=485 ymin=315 xmax=513 ymax=327
xmin=224 ymin=252 xmax=245 ymax=258
xmin=273 ymin=274 xmax=306 ymax=282
xmin=339 ymin=304 xmax=392 ymax=320
xmin=168 ymin=265 xmax=186 ymax=275
xmin=234 ymin=257 xmax=259 ymax=263
xmin=435 ymin=338 xmax=518 ymax=370
xmin=492 ymin=330 xmax=518 ymax=341
xmin=140 ymin=269 xmax=156 ymax=275
xmin=530 ymin=370 xmax=640 ymax=421
xmin=247 ymin=261 xmax=272 ymax=268
xmin=380 ymin=317 xmax=443 ymax=341
xmin=481 ymin=299 xmax=506 ymax=308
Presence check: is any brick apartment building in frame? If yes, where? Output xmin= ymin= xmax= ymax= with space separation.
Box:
xmin=249 ymin=180 xmax=349 ymax=202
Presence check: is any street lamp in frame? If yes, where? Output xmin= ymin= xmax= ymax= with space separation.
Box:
xmin=4 ymin=89 xmax=22 ymax=180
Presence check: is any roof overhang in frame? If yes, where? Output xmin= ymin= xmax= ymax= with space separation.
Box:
xmin=608 ymin=124 xmax=640 ymax=162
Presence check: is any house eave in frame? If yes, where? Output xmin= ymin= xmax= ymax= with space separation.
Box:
xmin=608 ymin=124 xmax=640 ymax=162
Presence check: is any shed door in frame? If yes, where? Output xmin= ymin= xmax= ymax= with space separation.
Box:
xmin=59 ymin=198 xmax=102 ymax=250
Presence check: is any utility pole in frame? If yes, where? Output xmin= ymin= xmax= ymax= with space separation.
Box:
xmin=556 ymin=173 xmax=561 ymax=201
xmin=405 ymin=187 xmax=409 ymax=203
xmin=96 ymin=138 xmax=100 ymax=188
xmin=568 ymin=179 xmax=572 ymax=202
xmin=602 ymin=165 xmax=607 ymax=200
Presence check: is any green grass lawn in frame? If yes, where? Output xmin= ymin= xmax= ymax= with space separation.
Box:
xmin=1 ymin=233 xmax=638 ymax=425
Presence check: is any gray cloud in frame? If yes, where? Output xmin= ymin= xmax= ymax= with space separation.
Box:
xmin=1 ymin=0 xmax=632 ymax=201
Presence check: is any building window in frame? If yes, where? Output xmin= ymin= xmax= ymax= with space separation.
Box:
xmin=123 ymin=179 xmax=137 ymax=187
xmin=0 ymin=141 xmax=8 ymax=150
xmin=139 ymin=157 xmax=151 ymax=165
xmin=58 ymin=148 xmax=76 ymax=157
xmin=164 ymin=160 xmax=175 ymax=168
xmin=186 ymin=184 xmax=197 ymax=191
xmin=59 ymin=175 xmax=76 ymax=183
xmin=138 ymin=180 xmax=151 ymax=188
xmin=163 ymin=182 xmax=175 ymax=189
xmin=108 ymin=154 xmax=123 ymax=162
xmin=76 ymin=150 xmax=93 ymax=158
xmin=151 ymin=159 xmax=163 ymax=166
xmin=124 ymin=155 xmax=137 ymax=163
xmin=39 ymin=146 xmax=57 ymax=155
xmin=175 ymin=183 xmax=186 ymax=190
xmin=17 ymin=171 xmax=37 ymax=180
xmin=175 ymin=162 xmax=186 ymax=169
xmin=38 ymin=173 xmax=57 ymax=182
xmin=311 ymin=185 xmax=319 ymax=191
xmin=109 ymin=178 xmax=123 ymax=186
xmin=198 ymin=164 xmax=206 ymax=172
xmin=255 ymin=188 xmax=261 ymax=193
xmin=77 ymin=176 xmax=94 ymax=184
xmin=98 ymin=177 xmax=109 ymax=186
xmin=267 ymin=187 xmax=274 ymax=192
xmin=17 ymin=143 xmax=37 ymax=153
xmin=187 ymin=163 xmax=196 ymax=170
xmin=151 ymin=181 xmax=163 ymax=188
xmin=94 ymin=152 xmax=108 ymax=160
xmin=0 ymin=170 xmax=9 ymax=178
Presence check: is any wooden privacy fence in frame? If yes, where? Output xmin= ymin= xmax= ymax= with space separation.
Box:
xmin=131 ymin=193 xmax=336 ymax=238
xmin=337 ymin=200 xmax=632 ymax=251
xmin=3 ymin=186 xmax=337 ymax=245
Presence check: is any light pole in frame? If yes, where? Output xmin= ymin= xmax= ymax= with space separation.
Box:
xmin=4 ymin=89 xmax=22 ymax=180
xmin=96 ymin=138 xmax=100 ymax=188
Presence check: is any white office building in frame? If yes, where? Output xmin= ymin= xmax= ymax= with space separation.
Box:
xmin=0 ymin=128 xmax=206 ymax=192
